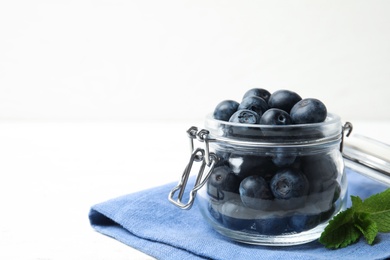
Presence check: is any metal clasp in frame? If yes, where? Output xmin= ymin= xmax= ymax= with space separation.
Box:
xmin=168 ymin=127 xmax=219 ymax=210
xmin=340 ymin=122 xmax=353 ymax=152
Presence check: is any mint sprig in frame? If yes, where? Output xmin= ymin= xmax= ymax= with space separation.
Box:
xmin=319 ymin=188 xmax=390 ymax=249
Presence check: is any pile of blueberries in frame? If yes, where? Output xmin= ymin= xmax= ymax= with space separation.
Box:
xmin=204 ymin=88 xmax=341 ymax=235
xmin=213 ymin=88 xmax=327 ymax=125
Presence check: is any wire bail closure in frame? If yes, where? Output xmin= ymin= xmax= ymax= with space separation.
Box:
xmin=341 ymin=122 xmax=353 ymax=152
xmin=168 ymin=127 xmax=218 ymax=210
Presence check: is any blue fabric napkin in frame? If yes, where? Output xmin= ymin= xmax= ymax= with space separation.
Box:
xmin=89 ymin=169 xmax=390 ymax=260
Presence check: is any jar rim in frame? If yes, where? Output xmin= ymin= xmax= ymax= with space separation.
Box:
xmin=204 ymin=112 xmax=343 ymax=146
xmin=206 ymin=112 xmax=341 ymax=129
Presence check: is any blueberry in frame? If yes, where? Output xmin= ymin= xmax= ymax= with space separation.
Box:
xmin=229 ymin=109 xmax=260 ymax=124
xmin=255 ymin=215 xmax=291 ymax=235
xmin=238 ymin=96 xmax=268 ymax=116
xmin=289 ymin=214 xmax=321 ymax=233
xmin=260 ymin=108 xmax=292 ymax=125
xmin=290 ymin=98 xmax=327 ymax=124
xmin=207 ymin=165 xmax=240 ymax=201
xmin=304 ymin=179 xmax=341 ymax=214
xmin=228 ymin=154 xmax=275 ymax=179
xmin=242 ymin=88 xmax=271 ymax=103
xmin=213 ymin=100 xmax=239 ymax=121
xmin=268 ymin=89 xmax=302 ymax=113
xmin=270 ymin=147 xmax=297 ymax=167
xmin=301 ymin=152 xmax=341 ymax=194
xmin=239 ymin=176 xmax=274 ymax=210
xmin=270 ymin=168 xmax=309 ymax=200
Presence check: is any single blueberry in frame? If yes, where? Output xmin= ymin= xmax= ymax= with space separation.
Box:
xmin=242 ymin=88 xmax=271 ymax=103
xmin=270 ymin=168 xmax=309 ymax=200
xmin=290 ymin=98 xmax=327 ymax=124
xmin=270 ymin=147 xmax=297 ymax=167
xmin=260 ymin=108 xmax=292 ymax=125
xmin=239 ymin=176 xmax=274 ymax=210
xmin=304 ymin=179 xmax=340 ymax=213
xmin=207 ymin=165 xmax=240 ymax=201
xmin=268 ymin=89 xmax=302 ymax=113
xmin=229 ymin=109 xmax=260 ymax=124
xmin=301 ymin=152 xmax=340 ymax=194
xmin=213 ymin=100 xmax=239 ymax=121
xmin=238 ymin=96 xmax=268 ymax=116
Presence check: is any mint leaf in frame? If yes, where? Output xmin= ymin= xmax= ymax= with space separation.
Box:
xmin=351 ymin=195 xmax=363 ymax=210
xmin=354 ymin=212 xmax=378 ymax=245
xmin=319 ymin=208 xmax=361 ymax=249
xmin=359 ymin=189 xmax=390 ymax=232
xmin=320 ymin=188 xmax=390 ymax=249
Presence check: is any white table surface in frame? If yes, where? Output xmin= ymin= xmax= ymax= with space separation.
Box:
xmin=0 ymin=119 xmax=389 ymax=259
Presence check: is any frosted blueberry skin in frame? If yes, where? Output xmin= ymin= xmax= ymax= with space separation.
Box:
xmin=268 ymin=89 xmax=302 ymax=113
xmin=290 ymin=98 xmax=327 ymax=124
xmin=213 ymin=100 xmax=239 ymax=121
xmin=270 ymin=168 xmax=309 ymax=200
xmin=242 ymin=88 xmax=271 ymax=103
xmin=260 ymin=108 xmax=292 ymax=125
xmin=238 ymin=96 xmax=269 ymax=116
xmin=229 ymin=109 xmax=260 ymax=124
xmin=239 ymin=175 xmax=274 ymax=210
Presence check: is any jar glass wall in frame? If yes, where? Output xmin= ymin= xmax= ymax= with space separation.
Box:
xmin=196 ymin=113 xmax=348 ymax=246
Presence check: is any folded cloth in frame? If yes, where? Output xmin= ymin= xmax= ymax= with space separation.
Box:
xmin=89 ymin=169 xmax=390 ymax=260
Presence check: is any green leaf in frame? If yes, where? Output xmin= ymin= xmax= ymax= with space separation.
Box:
xmin=354 ymin=212 xmax=378 ymax=245
xmin=351 ymin=195 xmax=363 ymax=210
xmin=320 ymin=188 xmax=390 ymax=249
xmin=359 ymin=189 xmax=390 ymax=232
xmin=319 ymin=208 xmax=361 ymax=249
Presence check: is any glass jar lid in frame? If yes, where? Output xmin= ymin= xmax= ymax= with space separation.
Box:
xmin=343 ymin=134 xmax=390 ymax=186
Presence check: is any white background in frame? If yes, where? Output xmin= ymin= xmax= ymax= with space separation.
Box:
xmin=1 ymin=1 xmax=390 ymax=259
xmin=1 ymin=0 xmax=390 ymax=122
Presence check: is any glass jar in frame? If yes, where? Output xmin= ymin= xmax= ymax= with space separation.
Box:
xmin=169 ymin=113 xmax=352 ymax=246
